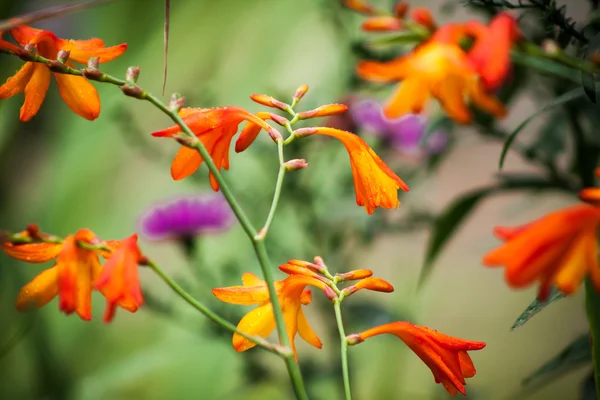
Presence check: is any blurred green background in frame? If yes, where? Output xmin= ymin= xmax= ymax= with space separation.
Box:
xmin=0 ymin=0 xmax=593 ymax=399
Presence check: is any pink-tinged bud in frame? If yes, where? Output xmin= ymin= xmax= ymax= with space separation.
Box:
xmin=541 ymin=39 xmax=560 ymax=56
xmin=313 ymin=256 xmax=326 ymax=269
xmin=293 ymin=84 xmax=309 ymax=102
xmin=121 ymin=84 xmax=145 ymax=99
xmin=394 ymin=2 xmax=409 ymax=18
xmin=342 ymin=277 xmax=394 ymax=297
xmin=346 ymin=333 xmax=364 ymax=346
xmin=336 ymin=269 xmax=373 ymax=281
xmin=341 ymin=0 xmax=375 ymax=15
xmin=293 ymin=127 xmax=318 ymax=138
xmin=361 ymin=16 xmax=403 ymax=32
xmin=57 ymin=50 xmax=70 ymax=64
xmin=87 ymin=57 xmax=100 ymax=70
xmin=175 ymin=136 xmax=196 ymax=147
xmin=269 ymin=113 xmax=289 ymax=126
xmin=287 ymin=259 xmax=325 ymax=274
xmin=267 ymin=126 xmax=283 ymax=142
xmin=169 ymin=93 xmax=186 ymax=112
xmin=283 ymin=158 xmax=309 ymax=171
xmin=297 ymin=104 xmax=348 ymax=119
xmin=24 ymin=43 xmax=36 ymax=54
xmin=250 ymin=94 xmax=288 ymax=111
xmin=324 ymin=286 xmax=338 ymax=302
xmin=126 ymin=66 xmax=141 ymax=83
xmin=410 ymin=8 xmax=436 ymax=30
xmin=48 ymin=60 xmax=68 ymax=73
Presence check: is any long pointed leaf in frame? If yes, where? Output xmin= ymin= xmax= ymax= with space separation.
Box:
xmin=511 ymin=287 xmax=566 ymax=330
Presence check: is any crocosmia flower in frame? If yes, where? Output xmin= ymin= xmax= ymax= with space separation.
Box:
xmin=351 ymin=99 xmax=448 ymax=158
xmin=140 ymin=195 xmax=233 ymax=241
xmin=151 ymin=107 xmax=274 ymax=188
xmin=357 ymin=322 xmax=485 ymax=396
xmin=297 ymin=127 xmax=409 ymax=214
xmin=356 ymin=27 xmax=506 ymax=124
xmin=482 ymin=204 xmax=600 ymax=300
xmin=212 ymin=272 xmax=326 ymax=360
xmin=0 ymin=25 xmax=127 ymax=121
xmin=95 ymin=234 xmax=144 ymax=322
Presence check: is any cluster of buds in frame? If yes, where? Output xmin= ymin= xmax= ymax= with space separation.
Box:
xmin=343 ymin=0 xmax=435 ymax=32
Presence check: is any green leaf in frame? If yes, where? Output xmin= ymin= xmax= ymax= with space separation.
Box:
xmin=511 ymin=51 xmax=580 ymax=83
xmin=582 ymin=71 xmax=597 ymax=104
xmin=418 ymin=187 xmax=497 ymax=286
xmin=498 ymin=87 xmax=585 ymax=170
xmin=365 ymin=31 xmax=425 ymax=47
xmin=511 ymin=287 xmax=566 ymax=330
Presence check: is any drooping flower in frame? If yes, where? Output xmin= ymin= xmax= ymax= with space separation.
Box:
xmin=482 ymin=204 xmax=600 ymax=299
xmin=356 ymin=322 xmax=485 ymax=396
xmin=151 ymin=107 xmax=275 ymax=188
xmin=0 ymin=25 xmax=127 ymax=121
xmin=578 ymin=168 xmax=600 ymax=206
xmin=296 ymin=127 xmax=409 ymax=214
xmin=95 ymin=234 xmax=144 ymax=323
xmin=356 ymin=26 xmax=506 ymax=123
xmin=139 ymin=195 xmax=234 ymax=241
xmin=212 ymin=272 xmax=326 ymax=360
xmin=351 ymin=99 xmax=448 ymax=158
xmin=0 ymin=30 xmax=19 ymax=52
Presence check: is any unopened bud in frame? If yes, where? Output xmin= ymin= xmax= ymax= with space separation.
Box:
xmin=269 ymin=113 xmax=289 ymax=126
xmin=175 ymin=136 xmax=196 ymax=147
xmin=24 ymin=43 xmax=36 ymax=54
xmin=293 ymin=127 xmax=318 ymax=138
xmin=288 ymin=259 xmax=325 ymax=274
xmin=47 ymin=60 xmax=68 ymax=73
xmin=87 ymin=57 xmax=100 ymax=70
xmin=169 ymin=93 xmax=185 ymax=112
xmin=125 ymin=66 xmax=141 ymax=83
xmin=26 ymin=224 xmax=42 ymax=240
xmin=313 ymin=256 xmax=326 ymax=269
xmin=542 ymin=39 xmax=560 ymax=56
xmin=297 ymin=104 xmax=348 ymax=119
xmin=283 ymin=158 xmax=308 ymax=171
xmin=324 ymin=286 xmax=338 ymax=302
xmin=250 ymin=94 xmax=288 ymax=111
xmin=342 ymin=0 xmax=375 ymax=15
xmin=57 ymin=50 xmax=70 ymax=64
xmin=346 ymin=333 xmax=364 ymax=346
xmin=293 ymin=84 xmax=309 ymax=102
xmin=410 ymin=7 xmax=436 ymax=30
xmin=394 ymin=2 xmax=409 ymax=18
xmin=267 ymin=127 xmax=283 ymax=142
xmin=342 ymin=277 xmax=394 ymax=297
xmin=121 ymin=84 xmax=145 ymax=99
xmin=336 ymin=269 xmax=373 ymax=281
xmin=361 ymin=16 xmax=403 ymax=32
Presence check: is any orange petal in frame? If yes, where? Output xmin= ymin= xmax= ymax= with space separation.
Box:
xmin=0 ymin=62 xmax=34 ymax=99
xmin=171 ymin=146 xmax=204 ymax=180
xmin=20 ymin=63 xmax=51 ymax=121
xmin=356 ymin=58 xmax=408 ymax=82
xmin=552 ymin=230 xmax=594 ymax=295
xmin=354 ymin=277 xmax=394 ymax=292
xmin=459 ymin=351 xmax=477 ymax=378
xmin=232 ymin=303 xmax=275 ymax=352
xmin=242 ymin=272 xmax=264 ymax=287
xmin=54 ymin=72 xmax=100 ymax=120
xmin=212 ymin=285 xmax=270 ymax=305
xmin=10 ymin=25 xmax=43 ymax=47
xmin=580 ymin=188 xmax=600 ymax=206
xmin=2 ymin=241 xmax=62 ymax=263
xmin=60 ymin=39 xmax=128 ymax=64
xmin=16 ymin=266 xmax=59 ymax=311
xmin=361 ymin=16 xmax=403 ymax=32
xmin=383 ymin=79 xmax=429 ymax=118
xmin=297 ymin=308 xmax=322 ymax=349
xmin=468 ymin=80 xmax=507 ymax=119
xmin=432 ymin=77 xmax=472 ymax=124
xmin=235 ymin=111 xmax=271 ymax=153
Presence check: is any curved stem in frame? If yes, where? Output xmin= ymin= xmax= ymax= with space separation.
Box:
xmin=256 ymin=139 xmax=286 ymax=240
xmin=334 ymin=300 xmax=352 ymax=400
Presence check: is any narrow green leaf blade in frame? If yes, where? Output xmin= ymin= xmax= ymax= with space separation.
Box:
xmin=498 ymin=87 xmax=585 ymax=170
xmin=511 ymin=287 xmax=566 ymax=330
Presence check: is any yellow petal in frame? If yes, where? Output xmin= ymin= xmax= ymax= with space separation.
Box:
xmin=212 ymin=285 xmax=269 ymax=305
xmin=16 ymin=266 xmax=59 ymax=311
xmin=232 ymin=303 xmax=275 ymax=352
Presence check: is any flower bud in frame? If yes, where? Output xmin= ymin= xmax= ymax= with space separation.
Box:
xmin=87 ymin=57 xmax=100 ymax=70
xmin=293 ymin=127 xmax=318 ymax=138
xmin=57 ymin=50 xmax=70 ymax=64
xmin=313 ymin=256 xmax=326 ymax=269
xmin=269 ymin=113 xmax=289 ymax=126
xmin=288 ymin=259 xmax=325 ymax=274
xmin=410 ymin=8 xmax=436 ymax=30
xmin=394 ymin=2 xmax=409 ymax=18
xmin=542 ymin=39 xmax=560 ymax=56
xmin=169 ymin=93 xmax=185 ymax=112
xmin=279 ymin=263 xmax=328 ymax=282
xmin=324 ymin=286 xmax=338 ymax=302
xmin=341 ymin=0 xmax=375 ymax=15
xmin=24 ymin=43 xmax=36 ymax=54
xmin=346 ymin=333 xmax=364 ymax=346
xmin=297 ymin=104 xmax=348 ymax=119
xmin=336 ymin=269 xmax=373 ymax=281
xmin=341 ymin=277 xmax=394 ymax=297
xmin=283 ymin=158 xmax=308 ymax=171
xmin=361 ymin=16 xmax=403 ymax=32
xmin=267 ymin=126 xmax=283 ymax=142
xmin=293 ymin=84 xmax=309 ymax=102
xmin=250 ymin=94 xmax=288 ymax=111
xmin=125 ymin=66 xmax=141 ymax=83
xmin=121 ymin=84 xmax=145 ymax=99
xmin=47 ymin=60 xmax=68 ymax=73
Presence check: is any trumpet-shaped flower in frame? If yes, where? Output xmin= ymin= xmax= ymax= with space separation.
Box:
xmin=356 ymin=30 xmax=506 ymax=123
xmin=0 ymin=25 xmax=127 ymax=121
xmin=297 ymin=127 xmax=409 ymax=214
xmin=212 ymin=273 xmax=326 ymax=360
xmin=151 ymin=107 xmax=274 ymax=189
xmin=95 ymin=234 xmax=144 ymax=322
xmin=482 ymin=205 xmax=600 ymax=299
xmin=358 ymin=322 xmax=485 ymax=396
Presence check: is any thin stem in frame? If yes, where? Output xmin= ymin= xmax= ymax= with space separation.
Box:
xmin=585 ymin=279 xmax=600 ymax=400
xmin=256 ymin=139 xmax=286 ymax=240
xmin=334 ymin=300 xmax=352 ymax=400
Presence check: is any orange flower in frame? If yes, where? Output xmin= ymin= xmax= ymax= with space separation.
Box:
xmin=0 ymin=25 xmax=127 ymax=121
xmin=356 ymin=28 xmax=506 ymax=123
xmin=296 ymin=127 xmax=409 ymax=214
xmin=482 ymin=204 xmax=600 ymax=299
xmin=465 ymin=13 xmax=520 ymax=91
xmin=95 ymin=234 xmax=144 ymax=322
xmin=151 ymin=107 xmax=274 ymax=189
xmin=357 ymin=322 xmax=485 ymax=396
xmin=212 ymin=272 xmax=326 ymax=360
xmin=579 ymin=168 xmax=600 ymax=206
xmin=0 ymin=30 xmax=19 ymax=52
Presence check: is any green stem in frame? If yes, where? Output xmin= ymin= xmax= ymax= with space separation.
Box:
xmin=0 ymin=49 xmax=308 ymax=399
xmin=333 ymin=300 xmax=352 ymax=400
xmin=256 ymin=139 xmax=286 ymax=240
xmin=585 ymin=279 xmax=600 ymax=400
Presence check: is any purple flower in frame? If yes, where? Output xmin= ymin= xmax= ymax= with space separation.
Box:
xmin=350 ymin=99 xmax=449 ymax=158
xmin=140 ymin=195 xmax=234 ymax=241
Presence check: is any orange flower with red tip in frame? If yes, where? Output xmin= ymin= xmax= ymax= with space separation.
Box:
xmin=356 ymin=322 xmax=485 ymax=396
xmin=151 ymin=107 xmax=276 ymax=189
xmin=95 ymin=234 xmax=144 ymax=322
xmin=0 ymin=25 xmax=127 ymax=121
xmin=296 ymin=127 xmax=409 ymax=214
xmin=482 ymin=204 xmax=600 ymax=299
xmin=357 ymin=31 xmax=506 ymax=123
xmin=212 ymin=272 xmax=326 ymax=359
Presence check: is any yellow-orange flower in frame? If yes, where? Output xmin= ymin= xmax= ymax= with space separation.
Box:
xmin=356 ymin=26 xmax=506 ymax=123
xmin=0 ymin=25 xmax=127 ymax=121
xmin=151 ymin=107 xmax=274 ymax=189
xmin=296 ymin=127 xmax=409 ymax=214
xmin=95 ymin=234 xmax=144 ymax=322
xmin=579 ymin=168 xmax=600 ymax=206
xmin=212 ymin=272 xmax=326 ymax=360
xmin=482 ymin=204 xmax=600 ymax=299
xmin=357 ymin=322 xmax=485 ymax=396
